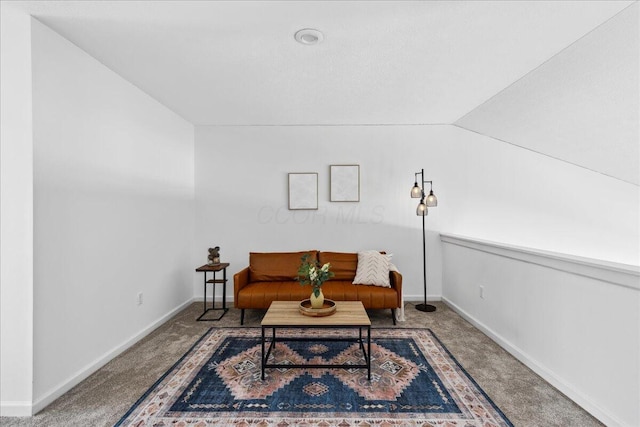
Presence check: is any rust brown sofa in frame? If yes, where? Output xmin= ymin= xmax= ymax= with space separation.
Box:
xmin=233 ymin=250 xmax=402 ymax=325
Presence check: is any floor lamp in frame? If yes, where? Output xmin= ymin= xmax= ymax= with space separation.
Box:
xmin=411 ymin=169 xmax=438 ymax=312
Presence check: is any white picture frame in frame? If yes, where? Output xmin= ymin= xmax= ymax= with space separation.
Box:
xmin=288 ymin=173 xmax=318 ymax=210
xmin=330 ymin=165 xmax=360 ymax=202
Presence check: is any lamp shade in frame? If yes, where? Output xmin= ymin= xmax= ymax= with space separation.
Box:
xmin=416 ymin=201 xmax=428 ymax=216
xmin=426 ymin=190 xmax=438 ymax=207
xmin=411 ymin=183 xmax=422 ymax=198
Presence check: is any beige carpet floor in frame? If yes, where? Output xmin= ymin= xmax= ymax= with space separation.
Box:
xmin=1 ymin=301 xmax=602 ymax=427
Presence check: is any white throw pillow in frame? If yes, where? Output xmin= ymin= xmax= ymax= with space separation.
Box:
xmin=353 ymin=250 xmax=391 ymax=288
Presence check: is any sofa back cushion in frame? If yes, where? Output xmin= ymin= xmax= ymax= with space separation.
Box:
xmin=318 ymin=251 xmax=358 ymax=281
xmin=249 ymin=250 xmax=318 ymax=282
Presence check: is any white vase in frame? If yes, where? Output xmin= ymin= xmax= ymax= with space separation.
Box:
xmin=310 ymin=288 xmax=324 ymax=309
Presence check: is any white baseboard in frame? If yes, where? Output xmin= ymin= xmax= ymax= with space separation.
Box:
xmin=194 ymin=296 xmax=233 ymax=303
xmin=194 ymin=295 xmax=444 ymax=304
xmin=31 ymin=298 xmax=195 ymax=415
xmin=194 ymin=295 xmax=445 ymax=306
xmin=0 ymin=401 xmax=33 ymax=417
xmin=403 ymin=294 xmax=442 ymax=303
xmin=442 ymin=297 xmax=626 ymax=427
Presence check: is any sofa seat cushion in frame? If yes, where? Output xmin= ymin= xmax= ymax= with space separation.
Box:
xmin=236 ymin=281 xmax=311 ymax=309
xmin=236 ymin=280 xmax=398 ymax=310
xmin=322 ymin=281 xmax=398 ymax=309
xmin=249 ymin=250 xmax=318 ymax=282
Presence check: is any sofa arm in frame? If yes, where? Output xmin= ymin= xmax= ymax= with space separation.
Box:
xmin=233 ymin=267 xmax=250 ymax=308
xmin=390 ymin=270 xmax=403 ymax=308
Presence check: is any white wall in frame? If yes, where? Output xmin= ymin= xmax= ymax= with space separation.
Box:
xmin=2 ymin=5 xmax=635 ymax=419
xmin=456 ymin=3 xmax=638 ymax=185
xmin=448 ymin=128 xmax=639 ymax=266
xmin=441 ymin=235 xmax=639 ymax=427
xmin=194 ymin=123 xmax=638 ymax=302
xmin=194 ymin=125 xmax=448 ymax=302
xmin=0 ymin=4 xmax=35 ymax=417
xmin=30 ymin=20 xmax=195 ymax=410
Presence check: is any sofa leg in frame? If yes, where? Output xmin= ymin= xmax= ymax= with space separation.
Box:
xmin=391 ymin=309 xmax=396 ymax=325
xmin=240 ymin=309 xmax=245 ymax=325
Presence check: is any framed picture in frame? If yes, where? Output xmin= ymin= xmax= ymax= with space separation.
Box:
xmin=330 ymin=165 xmax=360 ymax=202
xmin=288 ymin=173 xmax=318 ymax=210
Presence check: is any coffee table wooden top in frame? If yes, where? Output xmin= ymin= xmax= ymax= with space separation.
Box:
xmin=262 ymin=301 xmax=371 ymax=327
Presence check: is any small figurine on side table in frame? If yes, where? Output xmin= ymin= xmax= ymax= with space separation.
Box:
xmin=207 ymin=246 xmax=221 ymax=265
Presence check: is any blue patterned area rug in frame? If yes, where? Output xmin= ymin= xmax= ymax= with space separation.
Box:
xmin=116 ymin=328 xmax=512 ymax=426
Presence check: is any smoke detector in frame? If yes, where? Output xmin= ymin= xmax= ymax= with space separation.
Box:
xmin=294 ymin=29 xmax=323 ymax=45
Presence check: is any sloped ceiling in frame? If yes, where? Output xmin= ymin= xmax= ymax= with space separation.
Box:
xmin=456 ymin=2 xmax=639 ymax=185
xmin=5 ymin=0 xmax=638 ymax=183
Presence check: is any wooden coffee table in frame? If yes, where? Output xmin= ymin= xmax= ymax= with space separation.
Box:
xmin=261 ymin=301 xmax=371 ymax=381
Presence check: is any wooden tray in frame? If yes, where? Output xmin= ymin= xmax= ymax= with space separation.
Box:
xmin=299 ymin=299 xmax=337 ymax=317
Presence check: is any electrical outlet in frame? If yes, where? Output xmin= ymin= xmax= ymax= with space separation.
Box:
xmin=137 ymin=292 xmax=143 ymax=306
xmin=479 ymin=286 xmax=485 ymax=299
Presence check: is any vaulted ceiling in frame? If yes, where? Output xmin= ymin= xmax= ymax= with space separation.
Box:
xmin=7 ymin=0 xmax=639 ymax=184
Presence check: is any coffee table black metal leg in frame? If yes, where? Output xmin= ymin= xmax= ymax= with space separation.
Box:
xmin=262 ymin=327 xmax=278 ymax=380
xmin=261 ymin=327 xmax=265 ymax=380
xmin=367 ymin=326 xmax=371 ymax=380
xmin=260 ymin=326 xmax=371 ymax=380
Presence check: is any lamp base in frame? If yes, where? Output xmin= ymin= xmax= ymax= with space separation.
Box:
xmin=415 ymin=303 xmax=436 ymax=312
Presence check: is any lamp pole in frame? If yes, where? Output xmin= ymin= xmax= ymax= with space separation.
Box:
xmin=417 ymin=210 xmax=435 ymax=312
xmin=411 ymin=168 xmax=437 ymax=312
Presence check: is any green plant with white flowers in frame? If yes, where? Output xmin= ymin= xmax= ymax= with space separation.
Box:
xmin=296 ymin=254 xmax=334 ymax=297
